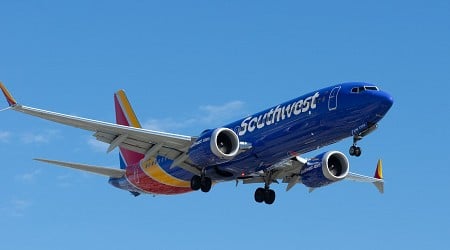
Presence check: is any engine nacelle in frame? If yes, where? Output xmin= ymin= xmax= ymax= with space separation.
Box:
xmin=188 ymin=128 xmax=240 ymax=166
xmin=300 ymin=151 xmax=349 ymax=188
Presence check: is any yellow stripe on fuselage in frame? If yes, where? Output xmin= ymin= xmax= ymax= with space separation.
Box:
xmin=141 ymin=158 xmax=191 ymax=188
xmin=116 ymin=90 xmax=141 ymax=128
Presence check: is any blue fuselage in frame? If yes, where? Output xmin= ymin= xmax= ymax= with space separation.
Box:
xmin=205 ymin=82 xmax=393 ymax=180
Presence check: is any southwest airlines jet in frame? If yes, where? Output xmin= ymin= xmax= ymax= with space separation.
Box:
xmin=0 ymin=82 xmax=393 ymax=204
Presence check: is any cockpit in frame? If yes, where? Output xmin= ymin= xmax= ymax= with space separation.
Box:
xmin=351 ymin=86 xmax=379 ymax=93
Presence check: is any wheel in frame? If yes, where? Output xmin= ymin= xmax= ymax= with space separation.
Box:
xmin=190 ymin=175 xmax=201 ymax=191
xmin=200 ymin=177 xmax=212 ymax=193
xmin=254 ymin=188 xmax=265 ymax=203
xmin=349 ymin=146 xmax=356 ymax=156
xmin=264 ymin=189 xmax=276 ymax=205
xmin=354 ymin=147 xmax=361 ymax=157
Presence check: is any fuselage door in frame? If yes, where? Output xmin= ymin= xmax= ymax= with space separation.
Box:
xmin=328 ymin=86 xmax=341 ymax=111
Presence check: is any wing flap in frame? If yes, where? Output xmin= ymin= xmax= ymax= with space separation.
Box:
xmin=242 ymin=156 xmax=307 ymax=191
xmin=35 ymin=158 xmax=125 ymax=178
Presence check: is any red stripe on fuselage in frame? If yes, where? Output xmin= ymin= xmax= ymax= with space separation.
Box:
xmin=126 ymin=164 xmax=192 ymax=195
xmin=114 ymin=94 xmax=191 ymax=194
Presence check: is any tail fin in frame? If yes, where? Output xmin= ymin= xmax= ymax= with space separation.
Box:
xmin=373 ymin=159 xmax=384 ymax=194
xmin=114 ymin=90 xmax=144 ymax=169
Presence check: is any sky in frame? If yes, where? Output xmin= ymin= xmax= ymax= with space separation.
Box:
xmin=1 ymin=0 xmax=449 ymax=249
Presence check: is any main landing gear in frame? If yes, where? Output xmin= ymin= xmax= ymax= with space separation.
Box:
xmin=254 ymin=170 xmax=276 ymax=205
xmin=254 ymin=186 xmax=276 ymax=205
xmin=190 ymin=174 xmax=212 ymax=193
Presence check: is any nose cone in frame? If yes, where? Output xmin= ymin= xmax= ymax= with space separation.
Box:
xmin=380 ymin=91 xmax=394 ymax=110
xmin=373 ymin=90 xmax=394 ymax=118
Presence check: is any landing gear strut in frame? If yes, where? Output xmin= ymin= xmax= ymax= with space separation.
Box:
xmin=190 ymin=173 xmax=212 ymax=193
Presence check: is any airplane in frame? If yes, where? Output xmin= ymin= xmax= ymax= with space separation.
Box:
xmin=0 ymin=82 xmax=393 ymax=204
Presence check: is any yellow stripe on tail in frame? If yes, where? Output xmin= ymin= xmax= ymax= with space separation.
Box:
xmin=115 ymin=89 xmax=141 ymax=128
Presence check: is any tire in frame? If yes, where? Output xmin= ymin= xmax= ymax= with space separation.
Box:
xmin=355 ymin=147 xmax=362 ymax=157
xmin=200 ymin=177 xmax=212 ymax=193
xmin=190 ymin=175 xmax=201 ymax=191
xmin=349 ymin=146 xmax=355 ymax=156
xmin=254 ymin=188 xmax=265 ymax=203
xmin=264 ymin=189 xmax=276 ymax=205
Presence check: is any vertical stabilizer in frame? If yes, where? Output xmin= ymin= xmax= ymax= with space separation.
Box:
xmin=114 ymin=90 xmax=144 ymax=169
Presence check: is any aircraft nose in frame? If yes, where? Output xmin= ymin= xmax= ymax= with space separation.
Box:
xmin=376 ymin=91 xmax=394 ymax=114
xmin=381 ymin=91 xmax=394 ymax=109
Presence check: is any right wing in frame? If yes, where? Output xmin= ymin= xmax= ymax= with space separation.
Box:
xmin=346 ymin=159 xmax=384 ymax=193
xmin=0 ymin=82 xmax=201 ymax=175
xmin=242 ymin=157 xmax=384 ymax=193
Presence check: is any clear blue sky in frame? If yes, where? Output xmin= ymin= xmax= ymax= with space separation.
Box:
xmin=1 ymin=1 xmax=449 ymax=249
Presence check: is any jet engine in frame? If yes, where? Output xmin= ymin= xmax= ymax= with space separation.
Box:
xmin=300 ymin=151 xmax=349 ymax=188
xmin=188 ymin=128 xmax=240 ymax=166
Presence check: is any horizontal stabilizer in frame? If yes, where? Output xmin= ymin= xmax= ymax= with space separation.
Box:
xmin=35 ymin=158 xmax=125 ymax=178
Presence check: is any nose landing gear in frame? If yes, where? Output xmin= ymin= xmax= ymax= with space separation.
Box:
xmin=349 ymin=145 xmax=361 ymax=157
xmin=349 ymin=123 xmax=378 ymax=157
xmin=349 ymin=135 xmax=362 ymax=157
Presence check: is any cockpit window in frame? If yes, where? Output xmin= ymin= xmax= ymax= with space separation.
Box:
xmin=351 ymin=86 xmax=379 ymax=93
xmin=351 ymin=87 xmax=360 ymax=93
xmin=351 ymin=87 xmax=365 ymax=93
xmin=364 ymin=86 xmax=379 ymax=91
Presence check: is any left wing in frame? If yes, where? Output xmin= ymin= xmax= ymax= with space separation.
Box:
xmin=0 ymin=82 xmax=200 ymax=175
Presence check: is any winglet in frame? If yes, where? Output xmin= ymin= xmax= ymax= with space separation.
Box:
xmin=374 ymin=159 xmax=383 ymax=179
xmin=373 ymin=159 xmax=384 ymax=194
xmin=0 ymin=82 xmax=18 ymax=107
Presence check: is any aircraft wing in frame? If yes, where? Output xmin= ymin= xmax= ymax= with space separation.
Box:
xmin=346 ymin=159 xmax=384 ymax=193
xmin=242 ymin=157 xmax=384 ymax=193
xmin=35 ymin=158 xmax=125 ymax=178
xmin=0 ymin=82 xmax=200 ymax=175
